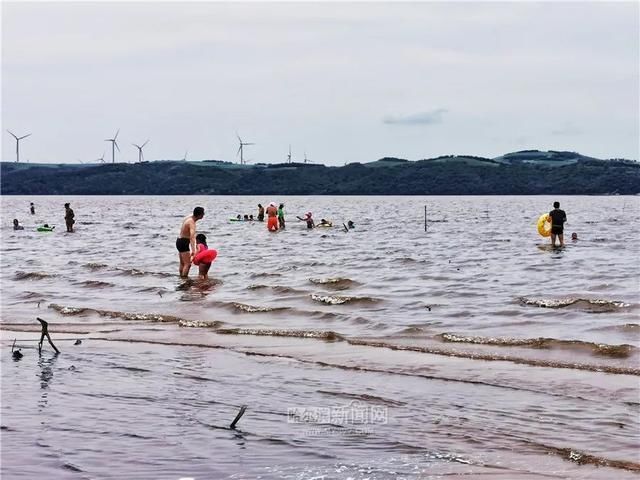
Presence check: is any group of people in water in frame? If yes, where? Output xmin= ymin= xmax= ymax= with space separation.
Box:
xmin=12 ymin=202 xmax=75 ymax=232
xmin=176 ymin=205 xmax=357 ymax=279
xmin=238 ymin=203 xmax=344 ymax=232
xmin=175 ymin=200 xmax=574 ymax=279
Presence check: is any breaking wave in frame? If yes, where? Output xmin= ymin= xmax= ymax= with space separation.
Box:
xmin=438 ymin=333 xmax=636 ymax=358
xmin=83 ymin=262 xmax=109 ymax=270
xmin=250 ymin=272 xmax=282 ymax=278
xmin=48 ymin=304 xmax=185 ymax=323
xmin=179 ymin=319 xmax=225 ymax=329
xmin=114 ymin=267 xmax=173 ymax=278
xmin=76 ymin=280 xmax=115 ymax=288
xmin=14 ymin=271 xmax=56 ymax=280
xmin=519 ymin=296 xmax=631 ymax=313
xmin=308 ymin=277 xmax=360 ymax=290
xmin=218 ymin=302 xmax=292 ymax=313
xmin=247 ymin=284 xmax=303 ymax=294
xmin=216 ymin=328 xmax=344 ymax=340
xmin=311 ymin=294 xmax=379 ymax=305
xmin=345 ymin=339 xmax=640 ymax=375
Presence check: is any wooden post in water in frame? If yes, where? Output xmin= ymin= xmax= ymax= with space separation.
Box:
xmin=424 ymin=205 xmax=428 ymax=232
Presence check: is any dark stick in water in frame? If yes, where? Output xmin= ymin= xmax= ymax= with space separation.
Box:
xmin=36 ymin=317 xmax=60 ymax=354
xmin=229 ymin=405 xmax=247 ymax=430
xmin=11 ymin=339 xmax=23 ymax=360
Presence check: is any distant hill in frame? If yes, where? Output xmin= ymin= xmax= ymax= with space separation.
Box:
xmin=1 ymin=151 xmax=638 ymax=195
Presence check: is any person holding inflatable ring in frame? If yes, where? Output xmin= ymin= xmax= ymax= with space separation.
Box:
xmin=193 ymin=233 xmax=217 ymax=280
xmin=549 ymin=201 xmax=567 ymax=247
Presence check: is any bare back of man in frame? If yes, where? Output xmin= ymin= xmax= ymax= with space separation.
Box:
xmin=176 ymin=206 xmax=205 ymax=278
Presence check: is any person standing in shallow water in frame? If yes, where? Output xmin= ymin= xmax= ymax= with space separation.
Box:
xmin=277 ymin=203 xmax=285 ymax=230
xmin=64 ymin=203 xmax=75 ymax=232
xmin=176 ymin=206 xmax=204 ymax=278
xmin=257 ymin=204 xmax=265 ymax=222
xmin=549 ymin=201 xmax=567 ymax=247
xmin=30 ymin=203 xmax=35 ymax=215
xmin=266 ymin=202 xmax=278 ymax=231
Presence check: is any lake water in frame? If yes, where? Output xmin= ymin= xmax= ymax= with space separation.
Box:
xmin=1 ymin=195 xmax=639 ymax=479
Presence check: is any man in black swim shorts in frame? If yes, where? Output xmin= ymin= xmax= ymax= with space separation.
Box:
xmin=176 ymin=206 xmax=205 ymax=277
xmin=549 ymin=201 xmax=567 ymax=247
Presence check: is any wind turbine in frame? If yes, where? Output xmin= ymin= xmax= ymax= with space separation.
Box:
xmin=236 ymin=133 xmax=254 ymax=165
xmin=104 ymin=129 xmax=120 ymax=163
xmin=6 ymin=130 xmax=31 ymax=163
xmin=96 ymin=151 xmax=106 ymax=163
xmin=132 ymin=139 xmax=149 ymax=162
xmin=304 ymin=151 xmax=312 ymax=164
xmin=182 ymin=149 xmax=188 ymax=161
xmin=287 ymin=144 xmax=292 ymax=164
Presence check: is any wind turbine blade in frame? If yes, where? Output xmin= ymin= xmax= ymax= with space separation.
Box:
xmin=105 ymin=139 xmax=112 ymax=142
xmin=237 ymin=146 xmax=242 ymax=156
xmin=132 ymin=143 xmax=140 ymax=149
xmin=115 ymin=142 xmax=120 ymax=152
xmin=245 ymin=143 xmax=255 ymax=146
xmin=114 ymin=129 xmax=120 ymax=140
xmin=7 ymin=130 xmax=18 ymax=140
xmin=142 ymin=139 xmax=149 ymax=148
xmin=18 ymin=134 xmax=32 ymax=140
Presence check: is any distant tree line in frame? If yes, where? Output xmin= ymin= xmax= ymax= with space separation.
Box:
xmin=1 ymin=158 xmax=638 ymax=195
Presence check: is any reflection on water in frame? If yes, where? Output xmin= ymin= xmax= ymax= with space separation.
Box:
xmin=1 ymin=195 xmax=639 ymax=479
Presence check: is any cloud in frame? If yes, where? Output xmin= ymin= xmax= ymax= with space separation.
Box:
xmin=383 ymin=109 xmax=448 ymax=126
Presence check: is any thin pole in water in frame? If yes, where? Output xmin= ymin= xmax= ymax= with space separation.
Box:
xmin=424 ymin=205 xmax=428 ymax=232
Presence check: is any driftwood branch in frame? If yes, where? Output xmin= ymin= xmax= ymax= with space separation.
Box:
xmin=229 ymin=405 xmax=247 ymax=430
xmin=36 ymin=317 xmax=60 ymax=354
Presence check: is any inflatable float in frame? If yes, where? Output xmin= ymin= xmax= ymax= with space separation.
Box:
xmin=193 ymin=247 xmax=218 ymax=266
xmin=37 ymin=226 xmax=55 ymax=232
xmin=537 ymin=214 xmax=551 ymax=237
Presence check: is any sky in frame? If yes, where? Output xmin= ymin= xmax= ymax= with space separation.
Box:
xmin=2 ymin=1 xmax=638 ymax=165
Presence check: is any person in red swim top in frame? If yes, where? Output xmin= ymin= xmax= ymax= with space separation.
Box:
xmin=266 ymin=202 xmax=279 ymax=231
xmin=193 ymin=233 xmax=217 ymax=280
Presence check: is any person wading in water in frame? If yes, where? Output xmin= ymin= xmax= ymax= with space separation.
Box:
xmin=549 ymin=201 xmax=567 ymax=247
xmin=176 ymin=206 xmax=205 ymax=277
xmin=64 ymin=203 xmax=75 ymax=232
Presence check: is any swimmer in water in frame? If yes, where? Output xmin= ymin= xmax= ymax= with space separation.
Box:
xmin=297 ymin=212 xmax=315 ymax=229
xmin=571 ymin=232 xmax=578 ymax=241
xmin=347 ymin=220 xmax=355 ymax=229
xmin=318 ymin=219 xmax=332 ymax=227
xmin=13 ymin=219 xmax=24 ymax=230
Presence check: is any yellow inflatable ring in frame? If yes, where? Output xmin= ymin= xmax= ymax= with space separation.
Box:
xmin=537 ymin=213 xmax=551 ymax=237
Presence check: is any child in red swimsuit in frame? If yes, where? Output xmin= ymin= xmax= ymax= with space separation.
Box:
xmin=193 ymin=233 xmax=217 ymax=279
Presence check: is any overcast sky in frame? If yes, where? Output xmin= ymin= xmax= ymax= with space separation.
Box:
xmin=2 ymin=1 xmax=638 ymax=165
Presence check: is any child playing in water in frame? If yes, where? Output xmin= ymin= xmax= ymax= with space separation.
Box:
xmin=193 ymin=233 xmax=216 ymax=280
